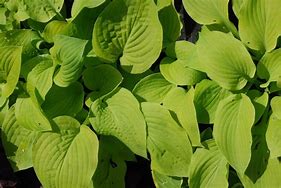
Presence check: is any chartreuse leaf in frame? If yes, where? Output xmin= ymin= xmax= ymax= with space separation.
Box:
xmin=141 ymin=102 xmax=192 ymax=177
xmin=1 ymin=106 xmax=38 ymax=171
xmin=120 ymin=69 xmax=152 ymax=90
xmin=83 ymin=64 xmax=123 ymax=106
xmin=257 ymin=49 xmax=281 ymax=88
xmin=194 ymin=79 xmax=232 ymax=124
xmin=10 ymin=0 xmax=64 ymax=22
xmin=246 ymin=90 xmax=268 ymax=123
xmin=188 ymin=139 xmax=229 ymax=188
xmin=232 ymin=0 xmax=244 ymax=18
xmin=89 ymin=88 xmax=147 ymax=158
xmin=42 ymin=82 xmax=84 ymax=119
xmin=0 ymin=46 xmax=22 ymax=99
xmin=33 ymin=116 xmax=99 ymax=188
xmin=239 ymin=0 xmax=281 ymax=52
xmin=270 ymin=96 xmax=281 ymax=119
xmin=152 ymin=170 xmax=182 ymax=188
xmin=133 ymin=73 xmax=176 ymax=103
xmin=42 ymin=21 xmax=77 ymax=43
xmin=160 ymin=41 xmax=205 ymax=86
xmin=239 ymin=158 xmax=281 ymax=188
xmin=26 ymin=55 xmax=55 ymax=104
xmin=51 ymin=35 xmax=88 ymax=87
xmin=93 ymin=0 xmax=162 ymax=73
xmin=158 ymin=1 xmax=182 ymax=47
xmin=213 ymin=94 xmax=255 ymax=174
xmin=71 ymin=0 xmax=105 ymax=18
xmin=93 ymin=136 xmax=135 ymax=188
xmin=182 ymin=0 xmax=238 ymax=36
xmin=15 ymin=97 xmax=52 ymax=131
xmin=163 ymin=87 xmax=201 ymax=147
xmin=197 ymin=29 xmax=256 ymax=90
xmin=0 ymin=7 xmax=6 ymax=25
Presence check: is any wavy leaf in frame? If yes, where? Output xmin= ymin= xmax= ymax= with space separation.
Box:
xmin=213 ymin=94 xmax=255 ymax=174
xmin=93 ymin=0 xmax=162 ymax=73
xmin=142 ymin=102 xmax=192 ymax=177
xmin=197 ymin=29 xmax=256 ymax=90
xmin=188 ymin=139 xmax=229 ymax=188
xmin=33 ymin=116 xmax=99 ymax=188
xmin=51 ymin=35 xmax=88 ymax=87
xmin=89 ymin=88 xmax=147 ymax=158
xmin=239 ymin=0 xmax=281 ymax=52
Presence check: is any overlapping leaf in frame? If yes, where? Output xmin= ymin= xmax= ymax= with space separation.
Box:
xmin=93 ymin=0 xmax=163 ymax=73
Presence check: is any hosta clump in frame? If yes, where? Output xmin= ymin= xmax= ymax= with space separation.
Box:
xmin=0 ymin=0 xmax=281 ymax=187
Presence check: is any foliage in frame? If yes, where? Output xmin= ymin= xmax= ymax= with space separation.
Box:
xmin=0 ymin=0 xmax=281 ymax=187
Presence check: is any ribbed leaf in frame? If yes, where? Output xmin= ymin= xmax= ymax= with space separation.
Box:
xmin=183 ymin=0 xmax=237 ymax=36
xmin=83 ymin=64 xmax=123 ymax=105
xmin=232 ymin=0 xmax=244 ymax=18
xmin=239 ymin=0 xmax=281 ymax=52
xmin=194 ymin=79 xmax=232 ymax=124
xmin=51 ymin=35 xmax=88 ymax=87
xmin=257 ymin=49 xmax=281 ymax=87
xmin=89 ymin=88 xmax=147 ymax=158
xmin=188 ymin=139 xmax=228 ymax=188
xmin=0 ymin=46 xmax=22 ymax=99
xmin=26 ymin=55 xmax=55 ymax=104
xmin=42 ymin=82 xmax=84 ymax=119
xmin=152 ymin=170 xmax=182 ymax=188
xmin=33 ymin=116 xmax=99 ymax=188
xmin=142 ymin=102 xmax=192 ymax=177
xmin=15 ymin=97 xmax=52 ymax=131
xmin=1 ymin=106 xmax=38 ymax=171
xmin=197 ymin=29 xmax=256 ymax=90
xmin=214 ymin=94 xmax=254 ymax=174
xmin=160 ymin=41 xmax=205 ymax=86
xmin=93 ymin=0 xmax=162 ymax=73
xmin=163 ymin=87 xmax=201 ymax=147
xmin=12 ymin=0 xmax=64 ymax=22
xmin=133 ymin=73 xmax=176 ymax=103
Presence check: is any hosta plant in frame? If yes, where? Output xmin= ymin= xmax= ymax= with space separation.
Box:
xmin=0 ymin=0 xmax=281 ymax=187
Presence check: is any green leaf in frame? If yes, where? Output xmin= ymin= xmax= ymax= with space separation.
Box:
xmin=83 ymin=64 xmax=123 ymax=105
xmin=239 ymin=158 xmax=281 ymax=188
xmin=0 ymin=30 xmax=40 ymax=61
xmin=232 ymin=0 xmax=244 ymax=18
xmin=152 ymin=170 xmax=183 ymax=188
xmin=0 ymin=46 xmax=22 ymax=99
xmin=93 ymin=136 xmax=134 ymax=188
xmin=42 ymin=20 xmax=77 ymax=43
xmin=197 ymin=29 xmax=256 ymax=90
xmin=33 ymin=116 xmax=99 ymax=188
xmin=266 ymin=113 xmax=281 ymax=158
xmin=163 ymin=87 xmax=201 ymax=147
xmin=26 ymin=55 xmax=55 ymax=104
xmin=213 ymin=94 xmax=255 ymax=174
xmin=239 ymin=0 xmax=281 ymax=52
xmin=257 ymin=49 xmax=281 ymax=87
xmin=0 ymin=7 xmax=6 ymax=25
xmin=182 ymin=0 xmax=237 ymax=36
xmin=15 ymin=97 xmax=52 ymax=131
xmin=71 ymin=0 xmax=105 ymax=18
xmin=270 ymin=96 xmax=281 ymax=119
xmin=188 ymin=139 xmax=229 ymax=188
xmin=158 ymin=3 xmax=182 ymax=47
xmin=51 ymin=35 xmax=88 ymax=87
xmin=133 ymin=73 xmax=176 ymax=103
xmin=120 ymin=68 xmax=152 ymax=90
xmin=89 ymin=88 xmax=147 ymax=158
xmin=93 ymin=0 xmax=163 ymax=73
xmin=247 ymin=90 xmax=268 ymax=123
xmin=141 ymin=102 xmax=192 ymax=177
xmin=13 ymin=0 xmax=64 ymax=22
xmin=194 ymin=79 xmax=232 ymax=124
xmin=1 ymin=106 xmax=38 ymax=171
xmin=42 ymin=82 xmax=84 ymax=119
